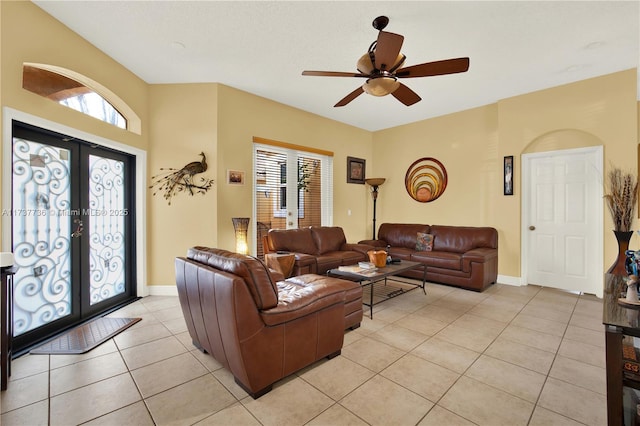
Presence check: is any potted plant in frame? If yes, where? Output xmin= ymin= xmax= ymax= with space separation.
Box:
xmin=604 ymin=167 xmax=638 ymax=275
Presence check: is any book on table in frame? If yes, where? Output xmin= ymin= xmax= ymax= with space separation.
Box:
xmin=337 ymin=265 xmax=378 ymax=275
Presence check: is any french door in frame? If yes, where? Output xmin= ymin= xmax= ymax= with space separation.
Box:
xmin=10 ymin=121 xmax=136 ymax=352
xmin=253 ymin=141 xmax=333 ymax=257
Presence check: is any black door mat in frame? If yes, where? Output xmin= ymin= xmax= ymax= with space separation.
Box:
xmin=30 ymin=317 xmax=141 ymax=355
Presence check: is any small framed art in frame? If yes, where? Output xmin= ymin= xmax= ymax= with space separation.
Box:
xmin=504 ymin=156 xmax=514 ymax=195
xmin=347 ymin=156 xmax=365 ymax=184
xmin=227 ymin=170 xmax=245 ymax=185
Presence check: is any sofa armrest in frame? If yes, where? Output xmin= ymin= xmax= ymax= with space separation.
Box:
xmin=261 ymin=276 xmax=350 ymax=326
xmin=291 ymin=252 xmax=316 ymax=264
xmin=342 ymin=243 xmax=376 ymax=256
xmin=281 ymin=252 xmax=317 ymax=275
xmin=269 ymin=269 xmax=285 ymax=282
xmin=357 ymin=239 xmax=388 ymax=248
xmin=461 ymin=248 xmax=498 ymax=272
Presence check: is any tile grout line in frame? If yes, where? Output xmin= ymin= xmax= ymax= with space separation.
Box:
xmin=522 ymin=290 xmax=578 ymax=425
xmin=409 ymin=285 xmax=544 ymax=425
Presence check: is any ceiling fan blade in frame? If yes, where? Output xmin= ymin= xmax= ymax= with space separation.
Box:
xmin=302 ymin=71 xmax=368 ymax=78
xmin=334 ymin=86 xmax=364 ymax=107
xmin=374 ymin=31 xmax=404 ymax=71
xmin=391 ymin=83 xmax=421 ymax=106
xmin=395 ymin=57 xmax=470 ymax=78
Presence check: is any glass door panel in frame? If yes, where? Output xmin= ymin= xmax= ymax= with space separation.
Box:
xmin=88 ymin=154 xmax=126 ymax=305
xmin=254 ymin=144 xmax=331 ymax=257
xmin=10 ymin=121 xmax=136 ymax=353
xmin=11 ymin=138 xmax=74 ymax=335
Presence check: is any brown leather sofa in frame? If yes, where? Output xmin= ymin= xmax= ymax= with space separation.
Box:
xmin=263 ymin=226 xmax=374 ymax=275
xmin=359 ymin=223 xmax=498 ymax=291
xmin=175 ymin=247 xmax=363 ymax=398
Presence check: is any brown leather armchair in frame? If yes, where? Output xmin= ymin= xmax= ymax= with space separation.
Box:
xmin=176 ymin=247 xmax=363 ymax=398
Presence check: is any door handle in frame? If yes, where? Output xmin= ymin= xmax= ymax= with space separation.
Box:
xmin=71 ymin=219 xmax=83 ymax=238
xmin=529 ymin=225 xmax=536 ymax=231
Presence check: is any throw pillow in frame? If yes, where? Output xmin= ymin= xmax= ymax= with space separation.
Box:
xmin=416 ymin=232 xmax=434 ymax=251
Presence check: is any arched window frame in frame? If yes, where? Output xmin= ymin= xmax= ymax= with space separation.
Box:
xmin=22 ymin=63 xmax=141 ymax=135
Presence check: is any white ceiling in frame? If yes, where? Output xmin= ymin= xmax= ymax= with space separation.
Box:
xmin=33 ymin=1 xmax=639 ymax=132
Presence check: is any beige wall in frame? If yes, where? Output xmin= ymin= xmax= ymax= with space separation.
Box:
xmin=373 ymin=104 xmax=499 ymax=227
xmin=373 ymin=69 xmax=638 ymax=278
xmin=0 ymin=2 xmax=148 ymax=151
xmin=0 ymin=0 xmax=150 ymax=283
xmin=216 ymin=85 xmax=373 ymax=253
xmin=2 ymin=2 xmax=639 ymax=288
xmin=147 ymin=84 xmax=219 ymax=285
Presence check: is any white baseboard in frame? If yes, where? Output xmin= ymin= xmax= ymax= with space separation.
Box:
xmin=146 ymin=285 xmax=178 ymax=297
xmin=496 ymin=275 xmax=524 ymax=286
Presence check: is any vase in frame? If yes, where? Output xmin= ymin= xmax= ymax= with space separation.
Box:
xmin=608 ymin=230 xmax=634 ymax=276
xmin=367 ymin=250 xmax=388 ymax=268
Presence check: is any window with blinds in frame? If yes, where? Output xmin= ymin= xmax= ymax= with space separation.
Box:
xmin=253 ymin=141 xmax=333 ymax=257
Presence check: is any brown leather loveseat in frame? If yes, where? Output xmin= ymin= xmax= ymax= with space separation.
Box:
xmin=263 ymin=226 xmax=374 ymax=275
xmin=360 ymin=223 xmax=498 ymax=291
xmin=175 ymin=247 xmax=363 ymax=398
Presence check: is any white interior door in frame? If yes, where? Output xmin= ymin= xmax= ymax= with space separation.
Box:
xmin=523 ymin=147 xmax=603 ymax=297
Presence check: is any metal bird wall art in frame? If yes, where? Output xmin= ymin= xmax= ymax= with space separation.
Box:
xmin=149 ymin=152 xmax=214 ymax=205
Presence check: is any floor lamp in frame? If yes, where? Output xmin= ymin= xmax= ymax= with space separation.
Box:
xmin=232 ymin=217 xmax=250 ymax=255
xmin=365 ymin=178 xmax=385 ymax=239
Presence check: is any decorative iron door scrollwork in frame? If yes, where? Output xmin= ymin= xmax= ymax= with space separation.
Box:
xmin=88 ymin=155 xmax=126 ymax=305
xmin=11 ymin=139 xmax=72 ymax=335
xmin=10 ymin=122 xmax=136 ymax=353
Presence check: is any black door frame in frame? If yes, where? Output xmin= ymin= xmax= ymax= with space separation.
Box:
xmin=10 ymin=121 xmax=137 ymax=353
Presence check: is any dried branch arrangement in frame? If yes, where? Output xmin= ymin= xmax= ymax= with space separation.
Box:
xmin=605 ymin=167 xmax=638 ymax=232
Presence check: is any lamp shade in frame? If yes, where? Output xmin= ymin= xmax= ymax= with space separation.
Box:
xmin=363 ymin=77 xmax=400 ymax=97
xmin=232 ymin=217 xmax=250 ymax=255
xmin=365 ymin=178 xmax=386 ymax=187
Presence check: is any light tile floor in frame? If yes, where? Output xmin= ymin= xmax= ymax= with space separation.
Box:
xmin=1 ymin=282 xmax=607 ymax=425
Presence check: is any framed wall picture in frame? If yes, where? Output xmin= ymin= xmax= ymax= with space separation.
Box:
xmin=504 ymin=156 xmax=514 ymax=195
xmin=227 ymin=170 xmax=245 ymax=185
xmin=347 ymin=156 xmax=365 ymax=184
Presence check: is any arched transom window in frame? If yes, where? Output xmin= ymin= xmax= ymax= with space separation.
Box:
xmin=22 ymin=63 xmax=141 ymax=134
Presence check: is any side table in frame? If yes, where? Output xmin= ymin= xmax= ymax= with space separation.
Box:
xmin=1 ymin=265 xmax=17 ymax=391
xmin=265 ymin=253 xmax=295 ymax=278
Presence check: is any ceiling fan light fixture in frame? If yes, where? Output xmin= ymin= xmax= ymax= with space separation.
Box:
xmin=357 ymin=53 xmax=375 ymax=75
xmin=357 ymin=52 xmax=405 ymax=75
xmin=363 ymin=76 xmax=400 ymax=96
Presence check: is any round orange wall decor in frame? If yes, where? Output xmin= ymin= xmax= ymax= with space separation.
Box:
xmin=404 ymin=157 xmax=448 ymax=202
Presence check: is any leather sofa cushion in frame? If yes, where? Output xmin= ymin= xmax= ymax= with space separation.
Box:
xmin=187 ymin=246 xmax=278 ymax=310
xmin=378 ymin=223 xmax=430 ymax=249
xmin=261 ymin=274 xmax=357 ymax=326
xmin=430 ymin=225 xmax=498 ymax=253
xmin=386 ymin=247 xmax=414 ymax=261
xmin=311 ymin=226 xmax=347 ymax=254
xmin=315 ymin=250 xmax=364 ymax=274
xmin=268 ymin=228 xmax=317 ymax=254
xmin=315 ymin=254 xmax=343 ymax=274
xmin=411 ymin=251 xmax=462 ymax=270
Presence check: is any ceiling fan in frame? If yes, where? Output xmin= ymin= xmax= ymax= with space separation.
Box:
xmin=302 ymin=16 xmax=470 ymax=107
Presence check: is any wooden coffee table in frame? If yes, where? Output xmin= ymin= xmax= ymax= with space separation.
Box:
xmin=327 ymin=260 xmax=426 ymax=318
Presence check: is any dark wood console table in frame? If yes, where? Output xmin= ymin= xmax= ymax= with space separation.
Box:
xmin=1 ymin=265 xmax=17 ymax=391
xmin=603 ymin=273 xmax=640 ymax=425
